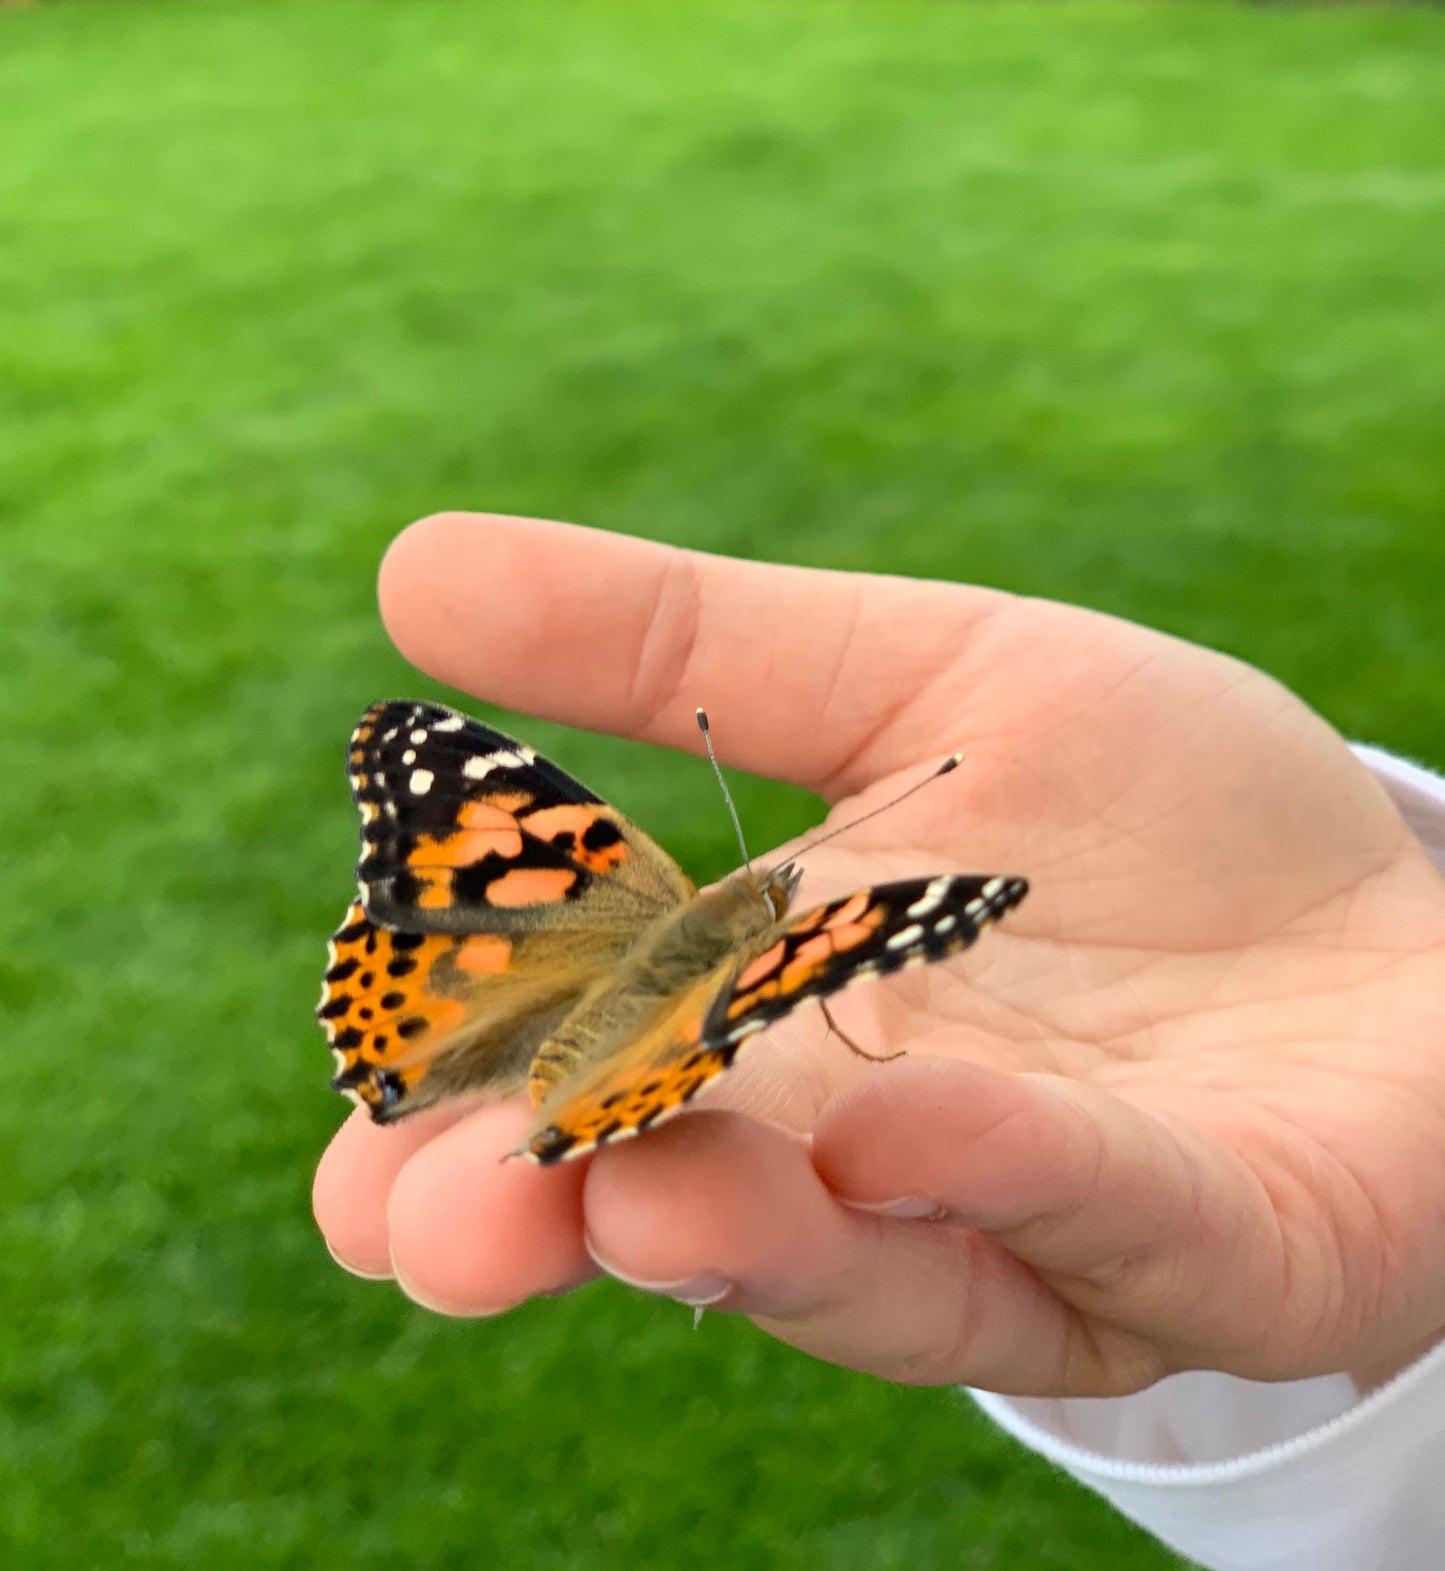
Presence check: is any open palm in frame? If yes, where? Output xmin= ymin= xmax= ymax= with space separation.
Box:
xmin=314 ymin=513 xmax=1445 ymax=1398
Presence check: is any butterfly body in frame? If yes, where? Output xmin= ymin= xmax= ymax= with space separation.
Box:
xmin=523 ymin=863 xmax=798 ymax=1101
xmin=319 ymin=701 xmax=1028 ymax=1164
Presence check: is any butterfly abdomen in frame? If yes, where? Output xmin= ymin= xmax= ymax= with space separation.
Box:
xmin=524 ymin=870 xmax=790 ymax=1106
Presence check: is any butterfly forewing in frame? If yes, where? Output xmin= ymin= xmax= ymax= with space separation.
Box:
xmin=349 ymin=701 xmax=695 ymax=935
xmin=700 ymin=873 xmax=1029 ymax=1051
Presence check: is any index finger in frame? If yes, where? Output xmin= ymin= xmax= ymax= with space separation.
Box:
xmin=378 ymin=512 xmax=1014 ymax=795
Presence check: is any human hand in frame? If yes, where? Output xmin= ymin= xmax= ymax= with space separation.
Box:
xmin=313 ymin=512 xmax=1445 ymax=1397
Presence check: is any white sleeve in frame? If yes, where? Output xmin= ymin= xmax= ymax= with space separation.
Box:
xmin=971 ymin=744 xmax=1445 ymax=1571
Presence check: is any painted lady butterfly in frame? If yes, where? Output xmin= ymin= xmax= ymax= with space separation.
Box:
xmin=319 ymin=701 xmax=1028 ymax=1164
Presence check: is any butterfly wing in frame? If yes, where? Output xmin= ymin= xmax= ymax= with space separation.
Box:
xmin=318 ymin=899 xmax=627 ymax=1121
xmin=516 ymin=872 xmax=1029 ymax=1164
xmin=321 ymin=701 xmax=696 ymax=1122
xmin=349 ymin=700 xmax=695 ymax=934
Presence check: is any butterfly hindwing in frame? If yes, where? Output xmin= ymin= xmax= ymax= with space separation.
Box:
xmin=350 ymin=701 xmax=694 ymax=935
xmin=318 ymin=899 xmax=600 ymax=1121
xmin=518 ymin=872 xmax=1029 ymax=1164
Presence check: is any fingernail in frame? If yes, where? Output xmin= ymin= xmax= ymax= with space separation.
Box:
xmin=326 ymin=1240 xmax=396 ymax=1282
xmin=586 ymin=1232 xmax=732 ymax=1306
xmin=843 ymin=1195 xmax=948 ymax=1221
xmin=391 ymin=1258 xmax=516 ymax=1318
xmin=666 ymin=1274 xmax=732 ymax=1308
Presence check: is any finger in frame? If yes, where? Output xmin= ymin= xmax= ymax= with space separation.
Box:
xmin=378 ymin=512 xmax=1014 ymax=794
xmin=384 ymin=1102 xmax=597 ymax=1315
xmin=581 ymin=1110 xmax=1150 ymax=1394
xmin=814 ymin=1058 xmax=1280 ymax=1364
xmin=313 ymin=1104 xmax=472 ymax=1279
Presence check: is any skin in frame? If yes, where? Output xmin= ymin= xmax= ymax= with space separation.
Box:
xmin=313 ymin=511 xmax=1445 ymax=1399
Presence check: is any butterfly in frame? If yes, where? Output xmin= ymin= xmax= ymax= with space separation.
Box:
xmin=318 ymin=700 xmax=1028 ymax=1165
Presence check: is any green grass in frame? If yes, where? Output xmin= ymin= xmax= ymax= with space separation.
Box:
xmin=3 ymin=0 xmax=1444 ymax=1565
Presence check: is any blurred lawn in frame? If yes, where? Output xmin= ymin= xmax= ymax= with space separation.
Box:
xmin=3 ymin=0 xmax=1444 ymax=1566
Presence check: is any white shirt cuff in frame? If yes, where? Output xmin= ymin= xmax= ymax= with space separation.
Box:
xmin=971 ymin=743 xmax=1445 ymax=1571
xmin=973 ymin=1345 xmax=1445 ymax=1570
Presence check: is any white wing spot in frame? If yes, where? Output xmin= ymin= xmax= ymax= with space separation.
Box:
xmin=886 ymin=923 xmax=926 ymax=951
xmin=401 ymin=749 xmax=416 ymax=765
xmin=935 ymin=914 xmax=957 ymax=934
xmin=410 ymin=729 xmax=428 ymax=745
xmin=906 ymin=876 xmax=953 ymax=919
xmin=462 ymin=747 xmax=535 ymax=781
xmin=410 ymin=769 xmax=435 ymax=795
xmin=432 ymin=714 xmax=465 ymax=732
xmin=382 ymin=726 xmax=399 ymax=742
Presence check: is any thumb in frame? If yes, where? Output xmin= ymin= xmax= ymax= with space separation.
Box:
xmin=813 ymin=1057 xmax=1281 ymax=1374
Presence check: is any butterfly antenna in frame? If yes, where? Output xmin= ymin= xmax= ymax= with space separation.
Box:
xmin=795 ymin=753 xmax=964 ymax=858
xmin=696 ymin=708 xmax=752 ymax=873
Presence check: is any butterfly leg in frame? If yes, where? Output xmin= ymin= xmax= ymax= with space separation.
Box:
xmin=820 ymin=999 xmax=905 ymax=1064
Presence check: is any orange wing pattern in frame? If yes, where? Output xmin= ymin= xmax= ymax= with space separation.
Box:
xmin=319 ymin=899 xmax=586 ymax=1120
